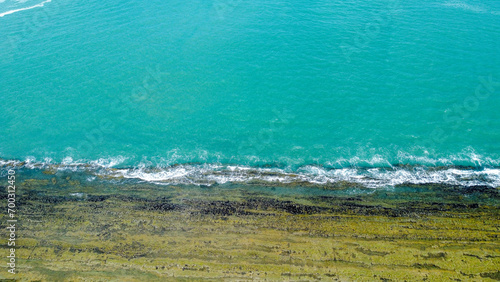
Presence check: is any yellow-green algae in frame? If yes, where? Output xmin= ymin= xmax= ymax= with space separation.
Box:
xmin=0 ymin=173 xmax=499 ymax=281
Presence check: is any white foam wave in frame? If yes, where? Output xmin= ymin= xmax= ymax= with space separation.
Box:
xmin=1 ymin=155 xmax=499 ymax=188
xmin=442 ymin=1 xmax=499 ymax=15
xmin=0 ymin=155 xmax=128 ymax=172
xmin=89 ymin=156 xmax=128 ymax=168
xmin=0 ymin=159 xmax=22 ymax=167
xmin=103 ymin=164 xmax=500 ymax=188
xmin=0 ymin=0 xmax=51 ymax=18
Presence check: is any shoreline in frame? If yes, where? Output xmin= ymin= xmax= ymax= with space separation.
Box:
xmin=1 ymin=161 xmax=500 ymax=190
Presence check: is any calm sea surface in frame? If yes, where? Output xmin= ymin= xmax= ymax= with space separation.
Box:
xmin=1 ymin=0 xmax=499 ymax=187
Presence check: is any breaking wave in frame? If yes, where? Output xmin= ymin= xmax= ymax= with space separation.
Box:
xmin=1 ymin=155 xmax=500 ymax=189
xmin=0 ymin=0 xmax=52 ymax=17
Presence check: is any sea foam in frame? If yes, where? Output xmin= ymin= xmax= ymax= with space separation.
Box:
xmin=1 ymin=156 xmax=499 ymax=188
xmin=0 ymin=0 xmax=51 ymax=18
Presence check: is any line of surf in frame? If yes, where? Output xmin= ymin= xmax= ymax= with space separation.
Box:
xmin=0 ymin=0 xmax=52 ymax=18
xmin=2 ymin=158 xmax=500 ymax=188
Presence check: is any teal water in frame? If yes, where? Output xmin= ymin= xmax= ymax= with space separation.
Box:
xmin=1 ymin=0 xmax=499 ymax=187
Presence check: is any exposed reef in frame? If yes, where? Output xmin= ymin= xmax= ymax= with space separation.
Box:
xmin=0 ymin=170 xmax=499 ymax=281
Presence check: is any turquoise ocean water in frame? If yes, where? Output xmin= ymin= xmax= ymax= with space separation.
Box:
xmin=1 ymin=0 xmax=499 ymax=188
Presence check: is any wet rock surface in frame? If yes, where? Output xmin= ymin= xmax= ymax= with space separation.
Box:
xmin=0 ymin=172 xmax=499 ymax=281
